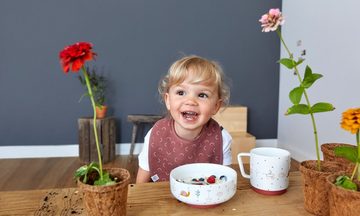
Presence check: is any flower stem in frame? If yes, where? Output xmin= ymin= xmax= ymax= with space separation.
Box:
xmin=82 ymin=66 xmax=103 ymax=180
xmin=276 ymin=29 xmax=321 ymax=171
xmin=276 ymin=29 xmax=293 ymax=59
xmin=356 ymin=131 xmax=359 ymax=181
xmin=351 ymin=162 xmax=358 ymax=181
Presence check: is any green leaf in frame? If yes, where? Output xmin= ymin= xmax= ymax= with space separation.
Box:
xmin=74 ymin=165 xmax=89 ymax=178
xmin=88 ymin=162 xmax=100 ymax=169
xmin=78 ymin=92 xmax=90 ymax=103
xmin=296 ymin=58 xmax=305 ymax=66
xmin=289 ymin=87 xmax=304 ymax=105
xmin=286 ymin=104 xmax=310 ymax=115
xmin=334 ymin=146 xmax=358 ymax=163
xmin=310 ymin=102 xmax=335 ymax=113
xmin=335 ymin=175 xmax=357 ymax=191
xmin=335 ymin=175 xmax=346 ymax=185
xmin=303 ymin=65 xmax=313 ymax=80
xmin=73 ymin=162 xmax=101 ymax=184
xmin=302 ymin=74 xmax=323 ymax=88
xmin=302 ymin=66 xmax=323 ymax=88
xmin=279 ymin=58 xmax=297 ymax=69
xmin=94 ymin=171 xmax=116 ymax=186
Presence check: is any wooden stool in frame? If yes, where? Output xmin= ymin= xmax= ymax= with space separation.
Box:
xmin=127 ymin=114 xmax=163 ymax=155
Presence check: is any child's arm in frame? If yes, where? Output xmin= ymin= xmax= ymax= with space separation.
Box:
xmin=136 ymin=167 xmax=151 ymax=183
xmin=136 ymin=128 xmax=152 ymax=183
xmin=222 ymin=128 xmax=232 ymax=165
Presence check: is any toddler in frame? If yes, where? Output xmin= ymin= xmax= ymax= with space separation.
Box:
xmin=136 ymin=55 xmax=232 ymax=183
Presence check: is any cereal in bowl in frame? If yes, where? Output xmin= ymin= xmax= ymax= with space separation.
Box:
xmin=176 ymin=175 xmax=228 ymax=185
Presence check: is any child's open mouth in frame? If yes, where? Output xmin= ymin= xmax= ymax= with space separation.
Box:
xmin=181 ymin=111 xmax=198 ymax=120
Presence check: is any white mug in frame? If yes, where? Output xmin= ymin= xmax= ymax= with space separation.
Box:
xmin=237 ymin=147 xmax=291 ymax=195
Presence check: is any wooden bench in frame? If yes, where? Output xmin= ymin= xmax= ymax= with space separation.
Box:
xmin=213 ymin=106 xmax=256 ymax=164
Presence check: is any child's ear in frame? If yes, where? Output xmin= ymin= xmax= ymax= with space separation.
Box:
xmin=164 ymin=93 xmax=171 ymax=111
xmin=213 ymin=99 xmax=223 ymax=115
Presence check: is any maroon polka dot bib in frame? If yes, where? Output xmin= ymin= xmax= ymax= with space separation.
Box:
xmin=149 ymin=118 xmax=223 ymax=182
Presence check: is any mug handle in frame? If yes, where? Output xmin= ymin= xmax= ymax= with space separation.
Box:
xmin=237 ymin=153 xmax=250 ymax=179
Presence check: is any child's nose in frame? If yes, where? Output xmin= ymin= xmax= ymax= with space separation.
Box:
xmin=184 ymin=94 xmax=198 ymax=106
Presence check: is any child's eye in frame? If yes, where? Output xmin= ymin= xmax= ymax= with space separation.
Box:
xmin=176 ymin=90 xmax=185 ymax=96
xmin=198 ymin=93 xmax=208 ymax=98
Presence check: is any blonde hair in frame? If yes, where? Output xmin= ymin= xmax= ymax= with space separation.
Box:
xmin=158 ymin=55 xmax=230 ymax=106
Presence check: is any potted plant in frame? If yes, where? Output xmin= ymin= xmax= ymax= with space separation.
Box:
xmin=326 ymin=107 xmax=360 ymax=215
xmin=259 ymin=8 xmax=342 ymax=215
xmin=79 ymin=66 xmax=108 ymax=119
xmin=59 ymin=42 xmax=130 ymax=216
xmin=321 ymin=111 xmax=357 ymax=172
xmin=321 ymin=142 xmax=356 ymax=173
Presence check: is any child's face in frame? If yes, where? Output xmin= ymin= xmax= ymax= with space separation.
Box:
xmin=164 ymin=72 xmax=222 ymax=139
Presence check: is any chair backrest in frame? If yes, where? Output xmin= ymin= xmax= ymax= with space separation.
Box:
xmin=213 ymin=106 xmax=247 ymax=133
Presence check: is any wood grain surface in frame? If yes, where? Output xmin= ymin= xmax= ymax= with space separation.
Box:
xmin=0 ymin=172 xmax=310 ymax=216
xmin=0 ymin=156 xmax=139 ymax=191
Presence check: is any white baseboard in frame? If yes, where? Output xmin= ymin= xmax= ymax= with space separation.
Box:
xmin=0 ymin=145 xmax=80 ymax=159
xmin=116 ymin=143 xmax=144 ymax=155
xmin=0 ymin=139 xmax=278 ymax=159
xmin=0 ymin=143 xmax=144 ymax=159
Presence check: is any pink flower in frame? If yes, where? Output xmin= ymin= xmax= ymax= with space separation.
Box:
xmin=259 ymin=8 xmax=285 ymax=32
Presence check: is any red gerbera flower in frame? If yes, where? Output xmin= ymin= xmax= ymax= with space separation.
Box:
xmin=59 ymin=42 xmax=97 ymax=73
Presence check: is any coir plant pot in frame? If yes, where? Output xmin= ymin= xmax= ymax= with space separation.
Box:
xmin=299 ymin=160 xmax=345 ymax=216
xmin=321 ymin=143 xmax=356 ymax=173
xmin=327 ymin=172 xmax=360 ymax=216
xmin=78 ymin=167 xmax=130 ymax=216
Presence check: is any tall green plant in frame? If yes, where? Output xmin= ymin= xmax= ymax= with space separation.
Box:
xmin=59 ymin=42 xmax=114 ymax=186
xmin=259 ymin=9 xmax=335 ymax=170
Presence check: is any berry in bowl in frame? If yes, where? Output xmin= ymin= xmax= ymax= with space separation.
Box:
xmin=169 ymin=163 xmax=237 ymax=208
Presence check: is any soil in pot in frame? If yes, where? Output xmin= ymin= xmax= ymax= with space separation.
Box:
xmin=327 ymin=172 xmax=360 ymax=216
xmin=299 ymin=160 xmax=345 ymax=216
xmin=321 ymin=143 xmax=356 ymax=173
xmin=78 ymin=167 xmax=130 ymax=216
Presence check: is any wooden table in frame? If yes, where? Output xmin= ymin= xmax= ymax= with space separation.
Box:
xmin=0 ymin=172 xmax=310 ymax=216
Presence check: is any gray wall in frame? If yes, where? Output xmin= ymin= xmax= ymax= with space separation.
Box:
xmin=0 ymin=0 xmax=281 ymax=146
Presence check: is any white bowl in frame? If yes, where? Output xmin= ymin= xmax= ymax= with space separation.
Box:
xmin=170 ymin=163 xmax=237 ymax=207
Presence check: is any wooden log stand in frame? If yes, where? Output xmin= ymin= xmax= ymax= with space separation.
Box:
xmin=78 ymin=116 xmax=116 ymax=164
